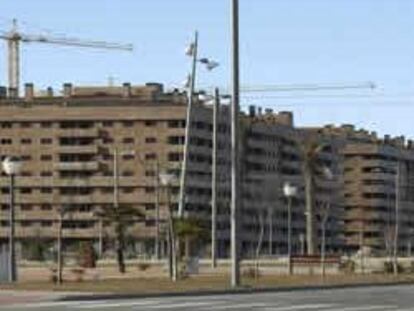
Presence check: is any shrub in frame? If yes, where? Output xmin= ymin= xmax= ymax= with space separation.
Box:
xmin=137 ymin=262 xmax=150 ymax=271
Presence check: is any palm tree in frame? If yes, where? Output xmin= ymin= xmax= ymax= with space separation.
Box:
xmin=299 ymin=137 xmax=327 ymax=255
xmin=96 ymin=205 xmax=144 ymax=273
xmin=174 ymin=217 xmax=208 ymax=276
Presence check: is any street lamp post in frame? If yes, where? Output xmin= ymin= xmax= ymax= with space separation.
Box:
xmin=179 ymin=32 xmax=220 ymax=219
xmin=2 ymin=156 xmax=22 ymax=283
xmin=320 ymin=166 xmax=334 ymax=278
xmin=230 ymin=0 xmax=241 ymax=288
xmin=159 ymin=171 xmax=178 ymax=282
xmin=283 ymin=182 xmax=297 ymax=275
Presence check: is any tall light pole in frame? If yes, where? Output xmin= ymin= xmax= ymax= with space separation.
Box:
xmin=178 ymin=31 xmax=198 ymax=218
xmin=211 ymin=87 xmax=220 ymax=268
xmin=393 ymin=161 xmax=400 ymax=275
xmin=230 ymin=0 xmax=241 ymax=288
xmin=283 ymin=182 xmax=297 ymax=275
xmin=320 ymin=166 xmax=334 ymax=278
xmin=2 ymin=156 xmax=22 ymax=283
xmin=179 ymin=33 xmax=219 ymax=219
xmin=159 ymin=171 xmax=178 ymax=282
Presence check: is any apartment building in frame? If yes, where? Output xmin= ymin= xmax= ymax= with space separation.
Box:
xmin=314 ymin=125 xmax=414 ymax=254
xmin=241 ymin=108 xmax=344 ymax=256
xmin=0 ymin=82 xmax=231 ymax=257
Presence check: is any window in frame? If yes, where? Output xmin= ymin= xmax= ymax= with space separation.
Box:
xmin=168 ymin=120 xmax=186 ymax=128
xmin=40 ymin=138 xmax=53 ymax=144
xmin=41 ymin=188 xmax=53 ymax=194
xmin=40 ymin=155 xmax=52 ymax=161
xmin=1 ymin=122 xmax=12 ymax=129
xmin=1 ymin=188 xmax=9 ymax=194
xmin=145 ymin=204 xmax=156 ymax=211
xmin=20 ymin=171 xmax=32 ymax=177
xmin=21 ymin=138 xmax=32 ymax=144
xmin=145 ymin=170 xmax=156 ymax=177
xmin=41 ymin=122 xmax=52 ymax=128
xmin=122 ymin=154 xmax=135 ymax=160
xmin=41 ymin=221 xmax=52 ymax=227
xmin=122 ymin=187 xmax=135 ymax=194
xmin=102 ymin=121 xmax=113 ymax=127
xmin=20 ymin=221 xmax=34 ymax=227
xmin=122 ymin=170 xmax=134 ymax=177
xmin=122 ymin=121 xmax=134 ymax=127
xmin=123 ymin=137 xmax=134 ymax=144
xmin=40 ymin=171 xmax=53 ymax=177
xmin=168 ymin=136 xmax=185 ymax=145
xmin=145 ymin=153 xmax=157 ymax=160
xmin=41 ymin=204 xmax=52 ymax=211
xmin=103 ymin=154 xmax=113 ymax=160
xmin=103 ymin=137 xmax=114 ymax=144
xmin=20 ymin=123 xmax=32 ymax=128
xmin=145 ymin=137 xmax=157 ymax=144
xmin=20 ymin=155 xmax=32 ymax=161
xmin=20 ymin=204 xmax=33 ymax=211
xmin=145 ymin=120 xmax=157 ymax=127
xmin=1 ymin=138 xmax=12 ymax=144
xmin=145 ymin=187 xmax=155 ymax=193
xmin=168 ymin=152 xmax=183 ymax=162
xmin=20 ymin=188 xmax=32 ymax=194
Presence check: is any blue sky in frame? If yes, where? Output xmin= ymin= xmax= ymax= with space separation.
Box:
xmin=1 ymin=0 xmax=414 ymax=137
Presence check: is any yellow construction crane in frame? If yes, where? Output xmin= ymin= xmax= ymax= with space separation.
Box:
xmin=0 ymin=19 xmax=133 ymax=94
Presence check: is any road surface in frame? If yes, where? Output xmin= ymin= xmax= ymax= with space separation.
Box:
xmin=2 ymin=284 xmax=414 ymax=310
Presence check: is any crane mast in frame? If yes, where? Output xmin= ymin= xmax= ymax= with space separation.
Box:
xmin=0 ymin=19 xmax=133 ymax=95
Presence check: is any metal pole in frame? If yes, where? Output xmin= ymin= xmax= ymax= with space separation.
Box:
xmin=113 ymin=148 xmax=119 ymax=210
xmin=155 ymin=161 xmax=161 ymax=260
xmin=8 ymin=174 xmax=16 ymax=282
xmin=268 ymin=208 xmax=273 ymax=256
xmin=57 ymin=209 xmax=63 ymax=284
xmin=230 ymin=0 xmax=241 ymax=288
xmin=393 ymin=162 xmax=400 ymax=275
xmin=98 ymin=218 xmax=103 ymax=258
xmin=167 ymin=184 xmax=177 ymax=282
xmin=287 ymin=196 xmax=292 ymax=275
xmin=211 ymin=87 xmax=220 ymax=268
xmin=178 ymin=31 xmax=198 ymax=218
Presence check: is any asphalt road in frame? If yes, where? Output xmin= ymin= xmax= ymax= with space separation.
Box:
xmin=2 ymin=284 xmax=414 ymax=310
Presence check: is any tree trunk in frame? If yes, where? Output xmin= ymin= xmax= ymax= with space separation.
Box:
xmin=115 ymin=222 xmax=126 ymax=274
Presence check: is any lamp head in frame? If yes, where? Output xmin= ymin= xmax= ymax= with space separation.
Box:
xmin=2 ymin=156 xmax=22 ymax=176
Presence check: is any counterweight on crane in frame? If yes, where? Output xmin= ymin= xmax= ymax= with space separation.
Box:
xmin=0 ymin=19 xmax=133 ymax=95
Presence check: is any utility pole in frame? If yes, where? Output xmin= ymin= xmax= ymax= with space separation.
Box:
xmin=393 ymin=161 xmax=400 ymax=275
xmin=211 ymin=87 xmax=220 ymax=268
xmin=178 ymin=31 xmax=198 ymax=218
xmin=230 ymin=0 xmax=241 ymax=288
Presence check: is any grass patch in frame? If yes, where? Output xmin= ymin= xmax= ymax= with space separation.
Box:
xmin=1 ymin=274 xmax=414 ymax=294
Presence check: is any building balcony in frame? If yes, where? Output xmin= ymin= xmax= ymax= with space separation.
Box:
xmin=55 ymin=161 xmax=99 ymax=171
xmin=58 ymin=145 xmax=99 ymax=154
xmin=56 ymin=128 xmax=99 ymax=138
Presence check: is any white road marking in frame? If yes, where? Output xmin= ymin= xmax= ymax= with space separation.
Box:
xmin=143 ymin=301 xmax=217 ymax=309
xmin=262 ymin=304 xmax=334 ymax=310
xmin=76 ymin=300 xmax=164 ymax=309
xmin=205 ymin=302 xmax=281 ymax=310
xmin=322 ymin=306 xmax=398 ymax=311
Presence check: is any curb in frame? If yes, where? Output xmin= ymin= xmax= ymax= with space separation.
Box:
xmin=58 ymin=280 xmax=414 ymax=302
